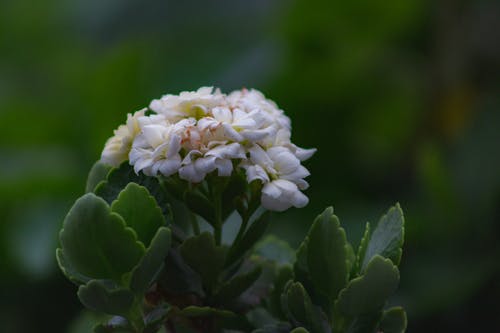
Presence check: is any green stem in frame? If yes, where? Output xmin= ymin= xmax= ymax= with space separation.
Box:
xmin=233 ymin=211 xmax=249 ymax=245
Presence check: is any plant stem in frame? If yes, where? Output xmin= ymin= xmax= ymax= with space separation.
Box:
xmin=233 ymin=211 xmax=249 ymax=245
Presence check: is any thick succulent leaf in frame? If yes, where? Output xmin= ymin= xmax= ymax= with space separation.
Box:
xmin=179 ymin=306 xmax=253 ymax=332
xmin=354 ymin=222 xmax=371 ymax=275
xmin=111 ymin=183 xmax=166 ymax=246
xmin=78 ymin=280 xmax=135 ymax=317
xmin=236 ymin=257 xmax=277 ymax=311
xmin=379 ymin=306 xmax=407 ymax=333
xmin=337 ymin=256 xmax=400 ymax=316
xmin=293 ymin=238 xmax=311 ymax=288
xmin=59 ymin=193 xmax=145 ymax=281
xmin=94 ymin=163 xmax=169 ymax=217
xmin=221 ymin=171 xmax=247 ymax=219
xmin=226 ymin=211 xmax=270 ymax=266
xmin=158 ymin=248 xmax=204 ymax=296
xmin=281 ymin=281 xmax=311 ymax=327
xmin=180 ymin=232 xmax=226 ymax=291
xmin=307 ymin=207 xmax=348 ymax=302
xmin=180 ymin=306 xmax=234 ymax=318
xmin=56 ymin=248 xmax=91 ymax=285
xmin=361 ymin=204 xmax=404 ymax=270
xmin=251 ymin=323 xmax=292 ymax=333
xmin=130 ymin=227 xmax=171 ymax=294
xmin=345 ymin=311 xmax=382 ymax=333
xmin=290 ymin=328 xmax=310 ymax=333
xmin=254 ymin=235 xmax=296 ymax=266
xmin=86 ymin=161 xmax=112 ymax=193
xmin=268 ymin=265 xmax=294 ymax=320
xmin=214 ymin=266 xmax=262 ymax=304
xmin=184 ymin=190 xmax=215 ymax=225
xmin=346 ymin=242 xmax=356 ymax=278
xmin=281 ymin=282 xmax=330 ymax=333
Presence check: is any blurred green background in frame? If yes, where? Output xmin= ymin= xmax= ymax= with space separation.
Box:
xmin=1 ymin=0 xmax=499 ymax=331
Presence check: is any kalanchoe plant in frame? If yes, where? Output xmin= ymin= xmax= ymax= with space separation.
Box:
xmin=57 ymin=87 xmax=407 ymax=333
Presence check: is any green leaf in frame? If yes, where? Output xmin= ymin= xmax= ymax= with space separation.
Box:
xmin=251 ymin=323 xmax=292 ymax=333
xmin=345 ymin=311 xmax=382 ymax=333
xmin=111 ymin=183 xmax=166 ymax=246
xmin=180 ymin=306 xmax=234 ymax=318
xmin=307 ymin=207 xmax=348 ymax=302
xmin=281 ymin=282 xmax=330 ymax=333
xmin=179 ymin=306 xmax=253 ymax=332
xmin=94 ymin=163 xmax=169 ymax=218
xmin=290 ymin=328 xmax=310 ymax=333
xmin=254 ymin=235 xmax=296 ymax=266
xmin=361 ymin=204 xmax=404 ymax=270
xmin=184 ymin=190 xmax=215 ymax=225
xmin=214 ymin=266 xmax=262 ymax=304
xmin=158 ymin=248 xmax=204 ymax=296
xmin=56 ymin=248 xmax=91 ymax=285
xmin=337 ymin=256 xmax=400 ymax=316
xmin=237 ymin=257 xmax=277 ymax=311
xmin=86 ymin=161 xmax=112 ymax=193
xmin=130 ymin=227 xmax=171 ymax=294
xmin=379 ymin=307 xmax=407 ymax=333
xmin=221 ymin=171 xmax=247 ymax=219
xmin=78 ymin=280 xmax=135 ymax=317
xmin=346 ymin=242 xmax=355 ymax=278
xmin=293 ymin=238 xmax=311 ymax=288
xmin=354 ymin=222 xmax=371 ymax=275
xmin=281 ymin=281 xmax=312 ymax=327
xmin=180 ymin=232 xmax=226 ymax=291
xmin=268 ymin=265 xmax=294 ymax=320
xmin=226 ymin=211 xmax=270 ymax=266
xmin=59 ymin=193 xmax=145 ymax=281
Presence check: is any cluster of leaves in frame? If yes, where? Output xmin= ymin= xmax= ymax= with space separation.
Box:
xmin=57 ymin=162 xmax=406 ymax=333
xmin=254 ymin=205 xmax=406 ymax=333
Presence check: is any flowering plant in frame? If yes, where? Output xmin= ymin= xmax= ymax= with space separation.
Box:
xmin=57 ymin=87 xmax=407 ymax=333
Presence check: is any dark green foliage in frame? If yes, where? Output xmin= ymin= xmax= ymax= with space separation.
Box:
xmin=58 ymin=162 xmax=406 ymax=333
xmin=179 ymin=232 xmax=227 ymax=292
xmin=361 ymin=204 xmax=404 ymax=271
xmin=130 ymin=227 xmax=171 ymax=294
xmin=276 ymin=205 xmax=405 ymax=333
xmin=111 ymin=183 xmax=166 ymax=247
xmin=59 ymin=193 xmax=145 ymax=281
xmin=77 ymin=280 xmax=135 ymax=317
xmin=86 ymin=162 xmax=113 ymax=193
xmin=380 ymin=307 xmax=407 ymax=333
xmin=226 ymin=211 xmax=270 ymax=266
xmin=307 ymin=207 xmax=349 ymax=303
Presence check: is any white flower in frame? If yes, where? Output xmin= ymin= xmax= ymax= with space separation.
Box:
xmin=227 ymin=88 xmax=291 ymax=131
xmin=101 ymin=86 xmax=315 ymax=212
xmin=242 ymin=144 xmax=312 ymax=211
xmin=261 ymin=128 xmax=317 ymax=161
xmin=149 ymin=87 xmax=225 ymax=122
xmin=179 ymin=142 xmax=246 ymax=183
xmin=261 ymin=179 xmax=309 ymax=212
xmin=197 ymin=106 xmax=277 ymax=143
xmin=129 ymin=118 xmax=191 ymax=176
xmin=101 ymin=109 xmax=146 ymax=167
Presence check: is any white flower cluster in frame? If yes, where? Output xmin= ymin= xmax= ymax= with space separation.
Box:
xmin=100 ymin=87 xmax=315 ymax=212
